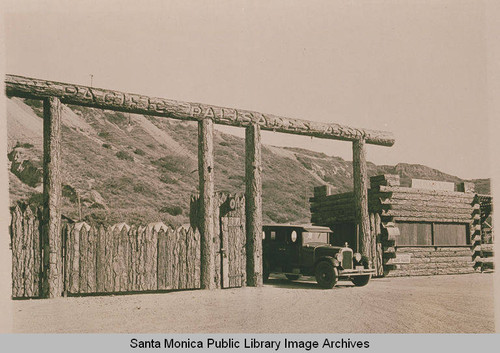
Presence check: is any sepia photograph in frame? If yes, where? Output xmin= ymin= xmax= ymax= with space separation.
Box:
xmin=0 ymin=0 xmax=498 ymax=346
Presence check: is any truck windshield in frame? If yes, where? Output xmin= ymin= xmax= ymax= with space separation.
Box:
xmin=303 ymin=232 xmax=329 ymax=244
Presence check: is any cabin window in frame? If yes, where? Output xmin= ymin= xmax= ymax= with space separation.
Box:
xmin=397 ymin=223 xmax=432 ymax=246
xmin=433 ymin=223 xmax=468 ymax=246
xmin=396 ymin=222 xmax=468 ymax=246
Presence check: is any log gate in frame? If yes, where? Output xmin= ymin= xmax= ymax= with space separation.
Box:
xmin=5 ymin=74 xmax=394 ymax=298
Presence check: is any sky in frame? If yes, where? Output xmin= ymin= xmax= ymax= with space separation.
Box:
xmin=1 ymin=0 xmax=492 ymax=179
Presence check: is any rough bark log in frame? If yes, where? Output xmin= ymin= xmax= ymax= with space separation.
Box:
xmin=311 ymin=192 xmax=354 ymax=203
xmin=375 ymin=213 xmax=384 ymax=277
xmin=41 ymin=97 xmax=63 ymax=298
xmin=96 ymin=225 xmax=106 ymax=292
xmin=127 ymin=226 xmax=137 ymax=291
xmin=103 ymin=226 xmax=114 ymax=292
xmin=178 ymin=228 xmax=187 ymax=289
xmin=221 ymin=217 xmax=230 ymax=288
xmin=68 ymin=224 xmax=80 ymax=293
xmin=378 ymin=185 xmax=476 ymax=199
xmin=245 ymin=124 xmax=263 ymax=287
xmin=198 ymin=119 xmax=216 ymax=289
xmin=5 ymin=74 xmax=395 ymax=146
xmin=383 ymin=210 xmax=472 ymax=219
xmin=379 ymin=198 xmax=473 ymax=210
xmin=10 ymin=206 xmax=20 ymax=297
xmin=390 ymin=216 xmax=472 ymax=223
xmin=310 ymin=200 xmax=382 ymax=213
xmin=353 ymin=139 xmax=371 ymax=259
xmin=79 ymin=224 xmax=89 ymax=293
xmin=370 ymin=213 xmax=376 ymax=269
xmin=23 ymin=207 xmax=35 ymax=297
xmin=111 ymin=226 xmax=121 ymax=292
xmin=157 ymin=229 xmax=167 ymax=290
xmin=166 ymin=227 xmax=175 ymax=289
xmin=145 ymin=226 xmax=157 ymax=291
xmin=311 ymin=214 xmax=356 ymax=224
xmin=186 ymin=228 xmax=198 ymax=288
xmin=136 ymin=226 xmax=145 ymax=291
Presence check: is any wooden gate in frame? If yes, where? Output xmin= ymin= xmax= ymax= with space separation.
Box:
xmin=190 ymin=193 xmax=246 ymax=288
xmin=219 ymin=195 xmax=246 ymax=288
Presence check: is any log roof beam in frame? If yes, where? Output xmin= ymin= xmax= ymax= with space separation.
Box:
xmin=5 ymin=74 xmax=395 ymax=147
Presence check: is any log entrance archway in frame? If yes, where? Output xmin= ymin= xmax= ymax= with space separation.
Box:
xmin=5 ymin=74 xmax=395 ymax=297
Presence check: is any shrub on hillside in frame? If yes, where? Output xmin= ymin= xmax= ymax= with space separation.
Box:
xmin=26 ymin=192 xmax=43 ymax=207
xmin=296 ymin=155 xmax=313 ymax=170
xmin=116 ymin=151 xmax=134 ymax=161
xmin=159 ymin=174 xmax=178 ymax=184
xmin=159 ymin=205 xmax=183 ymax=216
xmin=15 ymin=142 xmax=34 ymax=149
xmin=152 ymin=155 xmax=186 ymax=173
xmin=62 ymin=184 xmax=78 ymax=203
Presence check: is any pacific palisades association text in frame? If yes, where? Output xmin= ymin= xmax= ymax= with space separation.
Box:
xmin=130 ymin=337 xmax=370 ymax=350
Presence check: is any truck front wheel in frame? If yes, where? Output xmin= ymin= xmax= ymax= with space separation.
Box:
xmin=315 ymin=261 xmax=338 ymax=289
xmin=351 ymin=275 xmax=371 ymax=287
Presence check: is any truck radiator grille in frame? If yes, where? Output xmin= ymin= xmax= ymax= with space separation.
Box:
xmin=342 ymin=249 xmax=353 ymax=269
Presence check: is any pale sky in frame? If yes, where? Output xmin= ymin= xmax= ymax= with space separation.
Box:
xmin=1 ymin=0 xmax=492 ymax=179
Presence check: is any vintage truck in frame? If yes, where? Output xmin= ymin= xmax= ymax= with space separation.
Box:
xmin=262 ymin=224 xmax=375 ymax=288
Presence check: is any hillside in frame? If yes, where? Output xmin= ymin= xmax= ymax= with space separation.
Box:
xmin=6 ymin=97 xmax=491 ymax=226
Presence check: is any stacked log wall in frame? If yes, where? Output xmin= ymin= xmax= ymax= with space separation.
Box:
xmin=384 ymin=247 xmax=475 ymax=277
xmin=310 ymin=175 xmax=482 ymax=277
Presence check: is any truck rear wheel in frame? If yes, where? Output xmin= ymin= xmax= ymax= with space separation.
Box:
xmin=315 ymin=261 xmax=337 ymax=289
xmin=351 ymin=275 xmax=371 ymax=287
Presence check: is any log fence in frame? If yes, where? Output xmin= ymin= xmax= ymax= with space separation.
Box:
xmin=10 ymin=203 xmax=202 ymax=298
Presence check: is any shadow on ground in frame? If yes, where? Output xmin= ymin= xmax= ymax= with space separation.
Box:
xmin=265 ymin=275 xmax=355 ymax=290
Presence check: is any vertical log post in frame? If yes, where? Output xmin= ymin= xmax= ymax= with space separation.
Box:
xmin=352 ymin=138 xmax=372 ymax=264
xmin=41 ymin=97 xmax=63 ymax=298
xmin=245 ymin=123 xmax=263 ymax=287
xmin=198 ymin=118 xmax=216 ymax=289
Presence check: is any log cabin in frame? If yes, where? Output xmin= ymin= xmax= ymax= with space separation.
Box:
xmin=310 ymin=174 xmax=490 ymax=277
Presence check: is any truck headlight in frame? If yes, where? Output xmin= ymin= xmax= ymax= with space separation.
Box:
xmin=336 ymin=252 xmax=342 ymax=262
xmin=354 ymin=253 xmax=362 ymax=262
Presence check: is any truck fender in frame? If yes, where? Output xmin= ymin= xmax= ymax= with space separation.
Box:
xmin=314 ymin=256 xmax=339 ymax=269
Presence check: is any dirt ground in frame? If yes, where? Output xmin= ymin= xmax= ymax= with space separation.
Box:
xmin=9 ymin=273 xmax=496 ymax=333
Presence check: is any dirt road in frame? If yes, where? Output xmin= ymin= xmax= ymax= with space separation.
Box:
xmin=10 ymin=273 xmax=495 ymax=333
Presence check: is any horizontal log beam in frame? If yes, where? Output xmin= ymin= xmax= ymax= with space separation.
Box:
xmin=383 ymin=204 xmax=473 ymax=215
xmin=382 ymin=209 xmax=472 ymax=219
xmin=311 ymin=214 xmax=356 ymax=224
xmin=379 ymin=197 xmax=473 ymax=207
xmin=5 ymin=74 xmax=395 ymax=146
xmin=390 ymin=216 xmax=471 ymax=223
xmin=310 ymin=198 xmax=382 ymax=211
xmin=378 ymin=186 xmax=476 ymax=200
